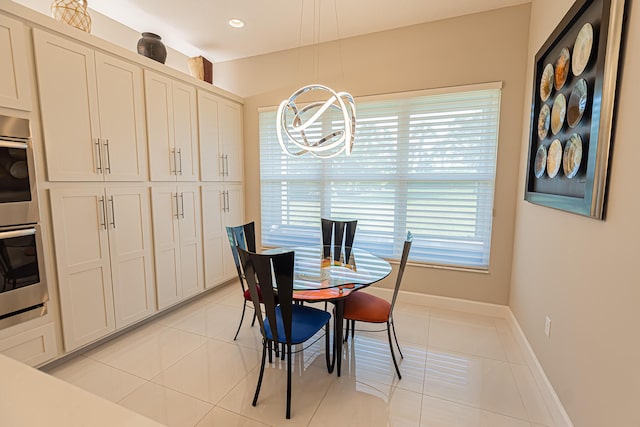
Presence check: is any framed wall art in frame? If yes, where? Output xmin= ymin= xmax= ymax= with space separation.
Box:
xmin=524 ymin=0 xmax=627 ymax=219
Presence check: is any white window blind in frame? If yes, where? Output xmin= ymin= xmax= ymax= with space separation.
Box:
xmin=259 ymin=84 xmax=501 ymax=269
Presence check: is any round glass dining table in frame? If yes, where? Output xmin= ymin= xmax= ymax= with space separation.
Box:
xmin=265 ymin=245 xmax=392 ymax=375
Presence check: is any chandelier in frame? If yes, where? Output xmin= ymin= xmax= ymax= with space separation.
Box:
xmin=275 ymin=1 xmax=357 ymax=159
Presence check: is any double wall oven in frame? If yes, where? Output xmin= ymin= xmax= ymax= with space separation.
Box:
xmin=0 ymin=114 xmax=48 ymax=329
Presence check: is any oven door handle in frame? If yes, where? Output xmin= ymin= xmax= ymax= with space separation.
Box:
xmin=0 ymin=228 xmax=36 ymax=239
xmin=0 ymin=141 xmax=28 ymax=150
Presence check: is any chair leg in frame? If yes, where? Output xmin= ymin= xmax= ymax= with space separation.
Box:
xmin=251 ymin=310 xmax=257 ymax=327
xmin=286 ymin=343 xmax=292 ymax=419
xmin=386 ymin=321 xmax=402 ymax=379
xmin=233 ymin=301 xmax=248 ymax=340
xmin=324 ymin=322 xmax=332 ymax=372
xmin=253 ymin=342 xmax=267 ymax=406
xmin=343 ymin=319 xmax=349 ymax=342
xmin=267 ymin=340 xmax=273 ymax=363
xmin=351 ymin=320 xmax=355 ymax=340
xmin=390 ymin=317 xmax=404 ymax=359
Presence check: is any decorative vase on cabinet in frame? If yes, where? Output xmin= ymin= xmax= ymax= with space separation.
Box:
xmin=137 ymin=32 xmax=167 ymax=64
xmin=51 ymin=0 xmax=92 ymax=33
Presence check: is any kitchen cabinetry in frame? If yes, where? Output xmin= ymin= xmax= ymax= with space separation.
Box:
xmin=197 ymin=90 xmax=243 ymax=182
xmin=145 ymin=71 xmax=199 ymax=182
xmin=0 ymin=323 xmax=57 ymax=367
xmin=33 ymin=30 xmax=147 ymax=182
xmin=151 ymin=185 xmax=203 ymax=309
xmin=201 ymin=183 xmax=244 ymax=289
xmin=50 ymin=186 xmax=155 ymax=351
xmin=0 ymin=14 xmax=31 ymax=111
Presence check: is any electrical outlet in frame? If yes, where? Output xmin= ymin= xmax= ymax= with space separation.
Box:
xmin=544 ymin=316 xmax=552 ymax=338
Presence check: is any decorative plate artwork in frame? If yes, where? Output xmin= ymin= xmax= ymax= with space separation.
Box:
xmin=534 ymin=144 xmax=547 ymax=178
xmin=538 ymin=104 xmax=551 ymax=140
xmin=540 ymin=63 xmax=554 ymax=101
xmin=567 ymin=79 xmax=588 ymax=128
xmin=547 ymin=139 xmax=563 ymax=178
xmin=572 ymin=23 xmax=594 ymax=76
xmin=554 ymin=47 xmax=571 ymax=90
xmin=551 ymin=93 xmax=567 ymax=135
xmin=563 ymin=133 xmax=583 ymax=178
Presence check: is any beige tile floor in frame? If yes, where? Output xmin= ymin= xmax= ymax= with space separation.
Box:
xmin=45 ymin=283 xmax=555 ymax=427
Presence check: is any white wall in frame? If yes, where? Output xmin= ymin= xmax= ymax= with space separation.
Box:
xmin=11 ymin=0 xmax=190 ymax=74
xmin=510 ymin=0 xmax=640 ymax=425
xmin=214 ymin=5 xmax=531 ymax=305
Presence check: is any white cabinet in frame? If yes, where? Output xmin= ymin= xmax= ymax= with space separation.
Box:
xmin=0 ymin=323 xmax=57 ymax=367
xmin=201 ymin=183 xmax=245 ymax=289
xmin=0 ymin=14 xmax=31 ymax=110
xmin=151 ymin=185 xmax=203 ymax=309
xmin=50 ymin=186 xmax=155 ymax=351
xmin=145 ymin=70 xmax=199 ymax=182
xmin=33 ymin=30 xmax=147 ymax=182
xmin=198 ymin=90 xmax=243 ymax=182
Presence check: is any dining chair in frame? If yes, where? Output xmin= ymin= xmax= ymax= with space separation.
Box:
xmin=342 ymin=231 xmax=413 ymax=379
xmin=237 ymin=247 xmax=332 ymax=419
xmin=321 ymin=218 xmax=357 ymax=262
xmin=226 ymin=221 xmax=261 ymax=340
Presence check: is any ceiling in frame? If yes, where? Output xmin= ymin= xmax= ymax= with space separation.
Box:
xmin=88 ymin=0 xmax=530 ymax=63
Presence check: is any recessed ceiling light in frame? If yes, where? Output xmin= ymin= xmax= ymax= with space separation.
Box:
xmin=228 ymin=19 xmax=245 ymax=28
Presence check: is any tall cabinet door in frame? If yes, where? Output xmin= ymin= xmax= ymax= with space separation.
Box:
xmin=222 ymin=184 xmax=245 ymax=280
xmin=197 ymin=91 xmax=222 ymax=181
xmin=177 ymin=185 xmax=203 ymax=298
xmin=34 ymin=30 xmax=101 ymax=181
xmin=151 ymin=186 xmax=182 ymax=309
xmin=50 ymin=188 xmax=115 ymax=351
xmin=0 ymin=14 xmax=31 ymax=111
xmin=106 ymin=187 xmax=155 ymax=328
xmin=173 ymin=82 xmax=199 ymax=182
xmin=95 ymin=53 xmax=147 ymax=181
xmin=145 ymin=70 xmax=176 ymax=181
xmin=221 ymin=100 xmax=244 ymax=182
xmin=201 ymin=184 xmax=226 ymax=288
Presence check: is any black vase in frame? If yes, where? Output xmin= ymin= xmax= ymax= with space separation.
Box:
xmin=137 ymin=32 xmax=167 ymax=64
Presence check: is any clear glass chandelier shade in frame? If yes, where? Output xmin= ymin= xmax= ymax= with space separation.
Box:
xmin=276 ymin=84 xmax=356 ymax=158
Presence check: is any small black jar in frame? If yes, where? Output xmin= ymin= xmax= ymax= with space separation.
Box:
xmin=137 ymin=32 xmax=167 ymax=64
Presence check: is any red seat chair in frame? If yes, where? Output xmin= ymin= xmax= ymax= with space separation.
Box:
xmin=343 ymin=232 xmax=413 ymax=379
xmin=226 ymin=221 xmax=264 ymax=340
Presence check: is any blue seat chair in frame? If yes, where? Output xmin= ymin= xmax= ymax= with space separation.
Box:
xmin=238 ymin=247 xmax=332 ymax=419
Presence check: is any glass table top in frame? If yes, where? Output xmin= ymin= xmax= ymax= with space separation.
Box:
xmin=265 ymin=246 xmax=392 ymax=292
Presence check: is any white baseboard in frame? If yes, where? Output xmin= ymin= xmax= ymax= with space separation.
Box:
xmin=505 ymin=310 xmax=574 ymax=427
xmin=366 ymin=286 xmax=510 ymax=318
xmin=365 ymin=287 xmax=573 ymax=427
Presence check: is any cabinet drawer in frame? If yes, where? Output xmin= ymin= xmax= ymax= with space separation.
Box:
xmin=0 ymin=323 xmax=58 ymax=367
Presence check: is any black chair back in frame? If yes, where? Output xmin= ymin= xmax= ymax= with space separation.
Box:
xmin=390 ymin=231 xmax=413 ymax=314
xmin=238 ymin=248 xmax=295 ymax=348
xmin=321 ymin=218 xmax=357 ymax=262
xmin=226 ymin=222 xmax=257 ymax=285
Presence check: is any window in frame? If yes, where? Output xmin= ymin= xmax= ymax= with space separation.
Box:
xmin=259 ymin=83 xmax=501 ymax=270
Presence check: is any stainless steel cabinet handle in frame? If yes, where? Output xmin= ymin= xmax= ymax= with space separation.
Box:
xmin=219 ymin=155 xmax=225 ymax=177
xmin=178 ymin=149 xmax=183 ymax=175
xmin=173 ymin=193 xmax=180 ymax=219
xmin=104 ymin=139 xmax=112 ymax=174
xmin=0 ymin=141 xmax=28 ymax=150
xmin=224 ymin=155 xmax=229 ymax=177
xmin=171 ymin=148 xmax=177 ymax=175
xmin=225 ymin=190 xmax=230 ymax=212
xmin=0 ymin=228 xmax=36 ymax=239
xmin=180 ymin=192 xmax=185 ymax=218
xmin=95 ymin=139 xmax=103 ymax=174
xmin=109 ymin=196 xmax=116 ymax=228
xmin=99 ymin=196 xmax=107 ymax=230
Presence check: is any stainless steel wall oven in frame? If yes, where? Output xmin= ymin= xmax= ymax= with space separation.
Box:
xmin=0 ymin=115 xmax=48 ymax=329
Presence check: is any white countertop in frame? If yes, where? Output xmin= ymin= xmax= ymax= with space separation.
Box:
xmin=0 ymin=354 xmax=163 ymax=427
